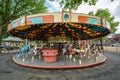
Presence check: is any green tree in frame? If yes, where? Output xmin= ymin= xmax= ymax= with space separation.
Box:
xmin=0 ymin=0 xmax=47 ymax=52
xmin=0 ymin=0 xmax=47 ymax=41
xmin=50 ymin=0 xmax=114 ymax=10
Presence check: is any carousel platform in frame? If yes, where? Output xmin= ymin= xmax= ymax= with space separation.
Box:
xmin=12 ymin=53 xmax=106 ymax=69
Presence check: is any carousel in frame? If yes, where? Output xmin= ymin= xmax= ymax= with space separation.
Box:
xmin=8 ymin=11 xmax=111 ymax=69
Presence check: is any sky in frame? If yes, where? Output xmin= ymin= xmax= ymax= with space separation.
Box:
xmin=45 ymin=0 xmax=120 ymax=34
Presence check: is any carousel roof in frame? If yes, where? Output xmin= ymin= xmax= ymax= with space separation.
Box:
xmin=8 ymin=12 xmax=111 ymax=40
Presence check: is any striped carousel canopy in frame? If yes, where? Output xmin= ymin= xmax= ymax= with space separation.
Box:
xmin=8 ymin=12 xmax=111 ymax=41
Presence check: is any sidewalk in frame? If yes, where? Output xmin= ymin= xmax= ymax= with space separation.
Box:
xmin=1 ymin=49 xmax=19 ymax=54
xmin=104 ymin=46 xmax=120 ymax=53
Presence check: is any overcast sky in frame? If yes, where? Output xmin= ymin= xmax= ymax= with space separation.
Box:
xmin=45 ymin=0 xmax=120 ymax=34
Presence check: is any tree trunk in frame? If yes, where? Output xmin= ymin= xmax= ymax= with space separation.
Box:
xmin=100 ymin=37 xmax=103 ymax=50
xmin=0 ymin=27 xmax=3 ymax=53
xmin=0 ymin=24 xmax=7 ymax=53
xmin=0 ymin=27 xmax=2 ymax=37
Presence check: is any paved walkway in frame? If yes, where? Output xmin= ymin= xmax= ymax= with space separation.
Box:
xmin=104 ymin=46 xmax=120 ymax=53
xmin=0 ymin=51 xmax=120 ymax=80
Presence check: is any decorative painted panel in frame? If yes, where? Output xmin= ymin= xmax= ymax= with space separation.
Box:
xmin=8 ymin=12 xmax=110 ymax=41
xmin=62 ymin=11 xmax=71 ymax=23
xmin=78 ymin=16 xmax=88 ymax=23
xmin=71 ymin=13 xmax=78 ymax=22
xmin=42 ymin=15 xmax=54 ymax=23
xmin=88 ymin=18 xmax=99 ymax=25
xmin=28 ymin=17 xmax=43 ymax=24
xmin=20 ymin=16 xmax=25 ymax=25
xmin=26 ymin=20 xmax=32 ymax=25
xmin=12 ymin=21 xmax=18 ymax=28
xmin=53 ymin=13 xmax=62 ymax=22
xmin=63 ymin=13 xmax=70 ymax=23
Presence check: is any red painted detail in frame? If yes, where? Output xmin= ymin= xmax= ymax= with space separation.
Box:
xmin=26 ymin=20 xmax=32 ymax=25
xmin=78 ymin=16 xmax=88 ymax=23
xmin=42 ymin=49 xmax=58 ymax=62
xmin=42 ymin=15 xmax=54 ymax=23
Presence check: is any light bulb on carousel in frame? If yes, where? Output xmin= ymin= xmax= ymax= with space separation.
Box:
xmin=79 ymin=59 xmax=82 ymax=65
xmin=73 ymin=57 xmax=76 ymax=62
xmin=32 ymin=56 xmax=34 ymax=61
xmin=22 ymin=58 xmax=25 ymax=63
xmin=39 ymin=55 xmax=41 ymax=59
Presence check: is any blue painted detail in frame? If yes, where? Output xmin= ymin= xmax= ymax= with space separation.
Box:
xmin=64 ymin=13 xmax=70 ymax=22
xmin=88 ymin=18 xmax=99 ymax=25
xmin=12 ymin=22 xmax=18 ymax=28
xmin=20 ymin=17 xmax=25 ymax=25
xmin=28 ymin=17 xmax=43 ymax=24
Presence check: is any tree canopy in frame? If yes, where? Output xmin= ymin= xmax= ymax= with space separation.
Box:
xmin=0 ymin=0 xmax=47 ymax=39
xmin=50 ymin=0 xmax=114 ymax=10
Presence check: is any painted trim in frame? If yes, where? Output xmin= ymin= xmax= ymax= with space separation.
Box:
xmin=8 ymin=12 xmax=111 ymax=34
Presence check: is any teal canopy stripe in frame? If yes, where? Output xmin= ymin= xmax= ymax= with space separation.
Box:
xmin=88 ymin=18 xmax=99 ymax=25
xmin=28 ymin=17 xmax=43 ymax=24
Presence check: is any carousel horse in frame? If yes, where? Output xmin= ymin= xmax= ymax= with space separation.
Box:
xmin=67 ymin=42 xmax=89 ymax=58
xmin=62 ymin=45 xmax=69 ymax=55
xmin=33 ymin=44 xmax=43 ymax=56
xmin=18 ymin=46 xmax=24 ymax=58
xmin=18 ymin=41 xmax=29 ymax=58
xmin=68 ymin=45 xmax=82 ymax=56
